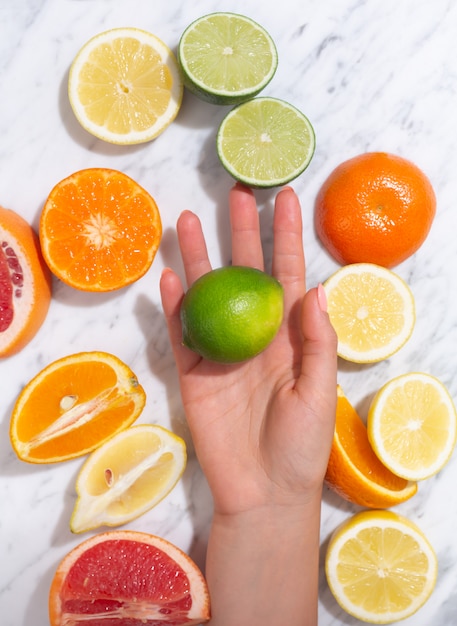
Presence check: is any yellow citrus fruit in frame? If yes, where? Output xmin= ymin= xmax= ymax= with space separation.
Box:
xmin=178 ymin=12 xmax=278 ymax=105
xmin=325 ymin=386 xmax=417 ymax=508
xmin=325 ymin=509 xmax=437 ymax=624
xmin=70 ymin=424 xmax=187 ymax=533
xmin=10 ymin=351 xmax=146 ymax=463
xmin=68 ymin=27 xmax=183 ymax=144
xmin=368 ymin=372 xmax=457 ymax=481
xmin=324 ymin=263 xmax=415 ymax=363
xmin=181 ymin=266 xmax=283 ymax=363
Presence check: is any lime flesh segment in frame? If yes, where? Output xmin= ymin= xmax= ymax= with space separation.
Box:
xmin=217 ymin=97 xmax=315 ymax=188
xmin=178 ymin=12 xmax=278 ymax=104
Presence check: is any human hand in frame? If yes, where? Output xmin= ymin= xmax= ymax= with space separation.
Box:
xmin=160 ymin=183 xmax=338 ymax=517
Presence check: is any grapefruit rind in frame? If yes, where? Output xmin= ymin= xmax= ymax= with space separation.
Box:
xmin=49 ymin=530 xmax=211 ymax=625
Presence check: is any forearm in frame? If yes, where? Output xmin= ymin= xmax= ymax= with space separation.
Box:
xmin=205 ymin=490 xmax=323 ymax=626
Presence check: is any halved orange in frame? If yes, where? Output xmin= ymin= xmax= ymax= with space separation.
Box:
xmin=0 ymin=205 xmax=51 ymax=357
xmin=325 ymin=385 xmax=418 ymax=508
xmin=39 ymin=168 xmax=162 ymax=292
xmin=49 ymin=530 xmax=211 ymax=625
xmin=10 ymin=351 xmax=146 ymax=463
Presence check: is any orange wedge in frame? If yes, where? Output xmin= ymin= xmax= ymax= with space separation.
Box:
xmin=325 ymin=386 xmax=417 ymax=508
xmin=0 ymin=205 xmax=51 ymax=357
xmin=10 ymin=351 xmax=146 ymax=463
xmin=39 ymin=168 xmax=162 ymax=292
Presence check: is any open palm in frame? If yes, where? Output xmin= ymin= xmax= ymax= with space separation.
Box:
xmin=160 ymin=184 xmax=337 ymax=516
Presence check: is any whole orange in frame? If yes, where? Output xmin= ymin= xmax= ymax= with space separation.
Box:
xmin=315 ymin=152 xmax=436 ymax=268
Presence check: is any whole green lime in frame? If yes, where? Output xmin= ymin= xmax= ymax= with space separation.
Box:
xmin=180 ymin=266 xmax=284 ymax=363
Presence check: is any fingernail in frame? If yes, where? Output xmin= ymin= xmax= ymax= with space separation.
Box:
xmin=317 ymin=283 xmax=328 ymax=312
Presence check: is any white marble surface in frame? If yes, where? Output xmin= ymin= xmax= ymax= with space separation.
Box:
xmin=1 ymin=0 xmax=457 ymax=624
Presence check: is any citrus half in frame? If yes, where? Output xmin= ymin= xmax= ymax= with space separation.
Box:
xmin=49 ymin=530 xmax=210 ymax=625
xmin=216 ymin=97 xmax=315 ymax=188
xmin=68 ymin=27 xmax=183 ymax=144
xmin=325 ymin=509 xmax=437 ymax=623
xmin=10 ymin=351 xmax=146 ymax=463
xmin=39 ymin=168 xmax=162 ymax=292
xmin=324 ymin=263 xmax=415 ymax=363
xmin=368 ymin=372 xmax=457 ymax=481
xmin=178 ymin=12 xmax=278 ymax=105
xmin=0 ymin=206 xmax=51 ymax=357
xmin=70 ymin=424 xmax=187 ymax=533
xmin=325 ymin=386 xmax=417 ymax=508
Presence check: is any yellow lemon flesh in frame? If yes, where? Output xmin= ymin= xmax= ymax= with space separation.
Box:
xmin=325 ymin=509 xmax=437 ymax=624
xmin=70 ymin=424 xmax=186 ymax=533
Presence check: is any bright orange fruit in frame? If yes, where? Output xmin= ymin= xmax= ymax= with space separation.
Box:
xmin=49 ymin=530 xmax=211 ymax=625
xmin=39 ymin=168 xmax=162 ymax=292
xmin=0 ymin=206 xmax=51 ymax=357
xmin=10 ymin=351 xmax=146 ymax=463
xmin=315 ymin=152 xmax=436 ymax=268
xmin=325 ymin=386 xmax=418 ymax=508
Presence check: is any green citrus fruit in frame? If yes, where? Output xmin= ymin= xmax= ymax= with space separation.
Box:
xmin=177 ymin=12 xmax=278 ymax=105
xmin=216 ymin=97 xmax=316 ymax=188
xmin=180 ymin=266 xmax=284 ymax=363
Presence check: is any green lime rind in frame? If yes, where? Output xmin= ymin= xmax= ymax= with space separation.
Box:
xmin=178 ymin=12 xmax=278 ymax=106
xmin=180 ymin=266 xmax=284 ymax=363
xmin=216 ymin=97 xmax=316 ymax=188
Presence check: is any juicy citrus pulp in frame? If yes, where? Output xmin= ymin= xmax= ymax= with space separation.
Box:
xmin=325 ymin=510 xmax=437 ymax=624
xmin=216 ymin=97 xmax=315 ymax=188
xmin=325 ymin=386 xmax=417 ymax=508
xmin=10 ymin=351 xmax=146 ymax=463
xmin=181 ymin=266 xmax=283 ymax=363
xmin=0 ymin=206 xmax=51 ymax=357
xmin=324 ymin=263 xmax=415 ymax=363
xmin=315 ymin=152 xmax=436 ymax=268
xmin=68 ymin=27 xmax=183 ymax=144
xmin=178 ymin=12 xmax=278 ymax=104
xmin=70 ymin=424 xmax=187 ymax=533
xmin=368 ymin=372 xmax=457 ymax=481
xmin=49 ymin=530 xmax=211 ymax=625
xmin=39 ymin=168 xmax=162 ymax=292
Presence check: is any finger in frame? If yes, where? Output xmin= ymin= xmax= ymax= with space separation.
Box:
xmin=177 ymin=210 xmax=212 ymax=286
xmin=159 ymin=268 xmax=202 ymax=374
xmin=295 ymin=285 xmax=338 ymax=431
xmin=272 ymin=187 xmax=306 ymax=303
xmin=229 ymin=183 xmax=264 ymax=270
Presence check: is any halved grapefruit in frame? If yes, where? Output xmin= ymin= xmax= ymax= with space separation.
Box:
xmin=0 ymin=205 xmax=51 ymax=357
xmin=49 ymin=530 xmax=211 ymax=625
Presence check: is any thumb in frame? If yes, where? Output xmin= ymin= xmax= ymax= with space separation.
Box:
xmin=295 ymin=284 xmax=338 ymax=425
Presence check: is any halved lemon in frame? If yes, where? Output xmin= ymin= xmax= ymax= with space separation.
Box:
xmin=70 ymin=424 xmax=187 ymax=533
xmin=325 ymin=509 xmax=437 ymax=624
xmin=323 ymin=263 xmax=415 ymax=363
xmin=368 ymin=372 xmax=457 ymax=481
xmin=68 ymin=27 xmax=183 ymax=144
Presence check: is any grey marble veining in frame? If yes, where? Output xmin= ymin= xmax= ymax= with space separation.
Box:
xmin=1 ymin=0 xmax=457 ymax=624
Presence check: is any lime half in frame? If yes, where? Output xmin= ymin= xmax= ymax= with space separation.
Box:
xmin=217 ymin=97 xmax=315 ymax=188
xmin=178 ymin=12 xmax=278 ymax=105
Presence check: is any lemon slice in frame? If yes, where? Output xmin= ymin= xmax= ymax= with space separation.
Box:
xmin=368 ymin=372 xmax=457 ymax=481
xmin=325 ymin=509 xmax=438 ymax=624
xmin=68 ymin=28 xmax=183 ymax=144
xmin=70 ymin=424 xmax=187 ymax=533
xmin=217 ymin=97 xmax=315 ymax=188
xmin=178 ymin=12 xmax=278 ymax=105
xmin=324 ymin=263 xmax=415 ymax=363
